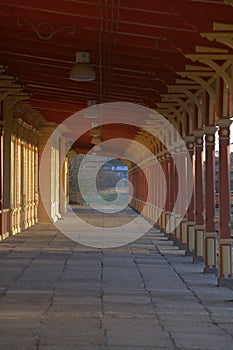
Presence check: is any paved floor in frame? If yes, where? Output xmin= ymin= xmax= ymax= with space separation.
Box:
xmin=0 ymin=206 xmax=233 ymax=350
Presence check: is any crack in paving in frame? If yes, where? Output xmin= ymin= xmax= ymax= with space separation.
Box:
xmin=35 ymin=249 xmax=72 ymax=350
xmin=1 ymin=252 xmax=42 ymax=297
xmin=130 ymin=247 xmax=178 ymax=350
xmin=1 ymin=217 xmax=233 ymax=349
xmin=1 ymin=229 xmax=62 ymax=298
xmin=148 ymin=230 xmax=233 ymax=343
xmin=99 ymin=250 xmax=108 ymax=350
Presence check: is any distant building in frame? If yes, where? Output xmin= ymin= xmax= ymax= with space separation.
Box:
xmin=68 ymin=155 xmax=128 ymax=204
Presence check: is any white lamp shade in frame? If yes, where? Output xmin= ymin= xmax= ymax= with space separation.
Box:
xmin=69 ymin=52 xmax=96 ymax=81
xmin=84 ymin=100 xmax=100 ymax=118
xmin=89 ymin=127 xmax=101 ymax=137
xmin=90 ymin=136 xmax=101 ymax=145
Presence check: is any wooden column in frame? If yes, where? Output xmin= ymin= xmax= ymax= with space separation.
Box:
xmin=157 ymin=155 xmax=162 ymax=228
xmin=154 ymin=157 xmax=159 ymax=226
xmin=168 ymin=150 xmax=175 ymax=240
xmin=0 ymin=124 xmax=3 ymax=238
xmin=0 ymin=126 xmax=3 ymax=205
xmin=59 ymin=136 xmax=68 ymax=214
xmin=179 ymin=146 xmax=188 ymax=250
xmin=174 ymin=146 xmax=181 ymax=246
xmin=152 ymin=159 xmax=156 ymax=224
xmin=204 ymin=126 xmax=217 ymax=274
xmin=217 ymin=118 xmax=233 ymax=287
xmin=134 ymin=167 xmax=138 ymax=212
xmin=148 ymin=160 xmax=152 ymax=222
xmin=164 ymin=153 xmax=171 ymax=236
xmin=38 ymin=124 xmax=60 ymax=223
xmin=147 ymin=159 xmax=153 ymax=222
xmin=144 ymin=163 xmax=149 ymax=219
xmin=3 ymin=101 xmax=13 ymax=235
xmin=159 ymin=154 xmax=165 ymax=231
xmin=185 ymin=137 xmax=195 ymax=256
xmin=34 ymin=145 xmax=39 ymax=223
xmin=163 ymin=153 xmax=169 ymax=232
xmin=193 ymin=130 xmax=205 ymax=263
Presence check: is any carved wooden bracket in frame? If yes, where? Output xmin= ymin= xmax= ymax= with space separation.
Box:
xmin=185 ymin=54 xmax=233 ymax=104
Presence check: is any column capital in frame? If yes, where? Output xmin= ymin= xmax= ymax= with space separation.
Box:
xmin=172 ymin=142 xmax=184 ymax=154
xmin=164 ymin=152 xmax=171 ymax=159
xmin=174 ymin=146 xmax=181 ymax=154
xmin=184 ymin=135 xmax=195 ymax=152
xmin=159 ymin=154 xmax=165 ymax=161
xmin=193 ymin=129 xmax=204 ymax=137
xmin=218 ymin=238 xmax=233 ymax=245
xmin=184 ymin=135 xmax=194 ymax=143
xmin=195 ymin=224 xmax=205 ymax=230
xmin=167 ymin=145 xmax=175 ymax=152
xmin=204 ymin=232 xmax=217 ymax=238
xmin=193 ymin=129 xmax=204 ymax=147
xmin=0 ymin=122 xmax=4 ymax=134
xmin=195 ymin=139 xmax=203 ymax=148
xmin=216 ymin=117 xmax=232 ymax=128
xmin=180 ymin=145 xmax=188 ymax=153
xmin=217 ymin=118 xmax=232 ymax=139
xmin=204 ymin=125 xmax=217 ymax=135
xmin=204 ymin=126 xmax=216 ymax=145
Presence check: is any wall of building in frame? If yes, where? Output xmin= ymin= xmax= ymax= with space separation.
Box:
xmin=0 ymin=96 xmax=69 ymax=239
xmin=0 ymin=100 xmax=40 ymax=239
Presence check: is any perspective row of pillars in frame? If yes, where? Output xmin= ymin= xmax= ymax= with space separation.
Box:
xmin=129 ymin=119 xmax=232 ymax=286
xmin=0 ymin=119 xmax=68 ymax=239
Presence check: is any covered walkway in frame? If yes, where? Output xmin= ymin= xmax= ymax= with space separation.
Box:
xmin=0 ymin=207 xmax=233 ymax=350
xmin=1 ymin=2 xmax=233 ymax=348
xmin=1 ymin=1 xmax=233 ymax=285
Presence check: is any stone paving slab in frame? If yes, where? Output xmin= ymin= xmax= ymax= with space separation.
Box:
xmin=40 ymin=346 xmax=104 ymax=350
xmin=0 ymin=206 xmax=233 ymax=349
xmin=0 ymin=337 xmax=37 ymax=350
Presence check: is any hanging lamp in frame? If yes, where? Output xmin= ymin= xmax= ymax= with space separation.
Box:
xmin=69 ymin=52 xmax=96 ymax=82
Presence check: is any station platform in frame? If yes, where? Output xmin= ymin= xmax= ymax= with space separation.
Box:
xmin=0 ymin=206 xmax=233 ymax=350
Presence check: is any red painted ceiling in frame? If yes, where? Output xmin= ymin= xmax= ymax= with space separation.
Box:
xmin=0 ymin=0 xmax=232 ymax=152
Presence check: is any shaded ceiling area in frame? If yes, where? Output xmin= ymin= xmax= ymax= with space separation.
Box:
xmin=1 ymin=0 xmax=233 ymax=153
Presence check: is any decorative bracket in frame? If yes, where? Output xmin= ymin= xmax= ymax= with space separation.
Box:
xmin=0 ymin=65 xmax=6 ymax=74
xmin=161 ymin=93 xmax=194 ymax=134
xmin=168 ymin=83 xmax=205 ymax=127
xmin=0 ymin=75 xmax=24 ymax=101
xmin=185 ymin=54 xmax=233 ymax=99
xmin=202 ymin=31 xmax=233 ymax=51
xmin=177 ymin=70 xmax=218 ymax=118
xmin=224 ymin=0 xmax=233 ymax=6
xmin=4 ymin=94 xmax=29 ymax=117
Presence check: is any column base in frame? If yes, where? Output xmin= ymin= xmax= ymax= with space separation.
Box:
xmin=193 ymin=256 xmax=204 ymax=264
xmin=168 ymin=233 xmax=174 ymax=241
xmin=173 ymin=239 xmax=180 ymax=247
xmin=218 ymin=277 xmax=233 ymax=289
xmin=180 ymin=220 xmax=187 ymax=248
xmin=0 ymin=232 xmax=9 ymax=241
xmin=56 ymin=212 xmax=62 ymax=219
xmin=204 ymin=267 xmax=218 ymax=275
xmin=187 ymin=222 xmax=195 ymax=253
xmin=185 ymin=249 xmax=193 ymax=257
xmin=218 ymin=238 xmax=232 ymax=278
